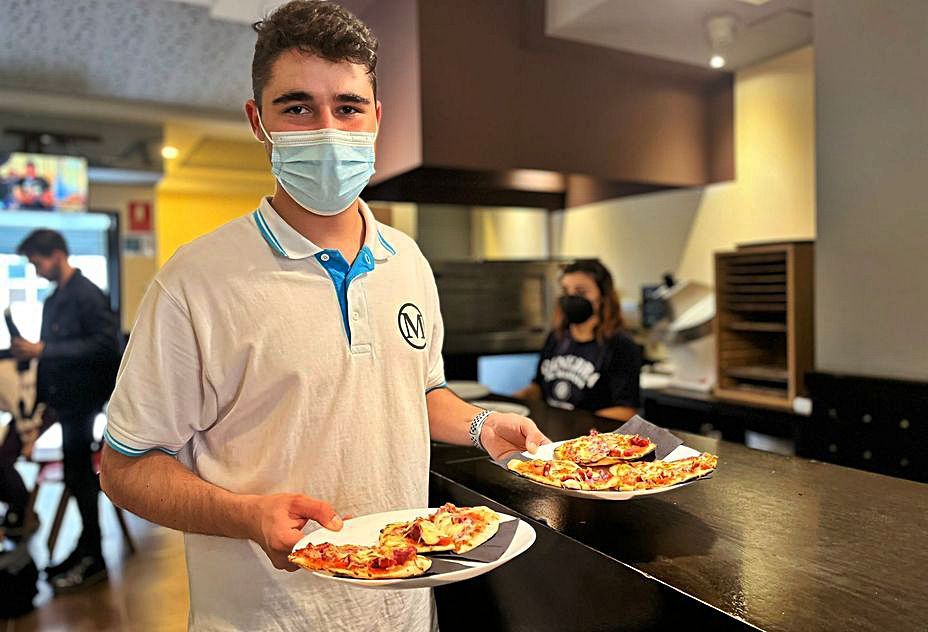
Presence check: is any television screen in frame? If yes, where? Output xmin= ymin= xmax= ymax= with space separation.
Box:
xmin=0 ymin=152 xmax=88 ymax=212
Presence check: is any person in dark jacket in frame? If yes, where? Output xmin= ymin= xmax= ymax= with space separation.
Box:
xmin=11 ymin=229 xmax=121 ymax=592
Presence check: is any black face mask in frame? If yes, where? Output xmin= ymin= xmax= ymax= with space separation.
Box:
xmin=559 ymin=295 xmax=594 ymax=325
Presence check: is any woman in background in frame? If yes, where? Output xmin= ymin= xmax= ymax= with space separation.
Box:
xmin=515 ymin=260 xmax=641 ymax=421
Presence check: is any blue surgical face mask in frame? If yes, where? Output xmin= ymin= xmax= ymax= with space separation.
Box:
xmin=257 ymin=113 xmax=377 ymax=216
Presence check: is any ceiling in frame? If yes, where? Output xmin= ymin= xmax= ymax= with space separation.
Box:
xmin=0 ymin=0 xmax=813 ymax=117
xmin=0 ymin=0 xmax=378 ymax=116
xmin=0 ymin=0 xmax=259 ymax=112
xmin=169 ymin=0 xmax=376 ymax=24
xmin=0 ymin=1 xmax=794 ymax=187
xmin=546 ymin=0 xmax=813 ymax=71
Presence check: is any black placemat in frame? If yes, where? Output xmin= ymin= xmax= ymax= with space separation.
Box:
xmin=416 ymin=557 xmax=472 ymax=577
xmin=427 ymin=518 xmax=518 ymax=563
xmin=614 ymin=415 xmax=683 ymax=459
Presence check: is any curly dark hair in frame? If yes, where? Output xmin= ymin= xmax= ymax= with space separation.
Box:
xmin=251 ymin=0 xmax=379 ymax=108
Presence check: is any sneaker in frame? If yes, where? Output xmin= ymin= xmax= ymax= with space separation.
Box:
xmin=44 ymin=547 xmax=86 ymax=578
xmin=50 ymin=554 xmax=107 ymax=593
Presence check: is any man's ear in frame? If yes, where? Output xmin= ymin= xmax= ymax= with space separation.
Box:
xmin=245 ymin=99 xmax=266 ymax=142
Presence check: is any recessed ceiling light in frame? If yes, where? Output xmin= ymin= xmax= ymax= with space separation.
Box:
xmin=161 ymin=145 xmax=180 ymax=160
xmin=710 ymin=55 xmax=726 ymax=69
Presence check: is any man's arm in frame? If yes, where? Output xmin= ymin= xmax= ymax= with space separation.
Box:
xmin=99 ymin=445 xmax=343 ymax=570
xmin=426 ymin=387 xmax=550 ymax=462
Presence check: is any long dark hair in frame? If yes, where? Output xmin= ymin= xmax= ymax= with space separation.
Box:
xmin=553 ymin=259 xmax=624 ymax=343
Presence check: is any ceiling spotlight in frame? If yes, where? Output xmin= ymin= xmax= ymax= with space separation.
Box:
xmin=706 ymin=14 xmax=736 ymax=69
xmin=161 ymin=145 xmax=180 ymax=160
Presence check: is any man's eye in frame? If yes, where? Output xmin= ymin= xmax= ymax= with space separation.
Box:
xmin=285 ymin=105 xmax=310 ymax=115
xmin=337 ymin=106 xmax=361 ymax=115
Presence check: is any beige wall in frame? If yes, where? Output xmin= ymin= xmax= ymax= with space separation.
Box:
xmin=88 ymin=183 xmax=158 ymax=330
xmin=388 ymin=202 xmax=418 ymax=240
xmin=814 ymin=0 xmax=928 ymax=380
xmin=678 ymin=45 xmax=816 ymax=283
xmin=555 ymin=46 xmax=816 ymax=297
xmin=553 ymin=189 xmax=702 ymax=298
xmin=416 ymin=204 xmax=474 ymax=262
xmin=472 ymin=207 xmax=548 ymax=260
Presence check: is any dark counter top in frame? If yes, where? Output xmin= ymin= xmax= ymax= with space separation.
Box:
xmin=430 ymin=400 xmax=928 ymax=632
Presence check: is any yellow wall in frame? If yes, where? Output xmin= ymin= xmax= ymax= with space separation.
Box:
xmin=155 ymin=188 xmax=272 ymax=266
xmin=556 ymin=46 xmax=816 ymax=292
xmin=155 ymin=122 xmax=275 ymax=266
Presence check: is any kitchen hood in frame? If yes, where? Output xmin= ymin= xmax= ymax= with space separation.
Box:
xmin=361 ymin=0 xmax=733 ymax=209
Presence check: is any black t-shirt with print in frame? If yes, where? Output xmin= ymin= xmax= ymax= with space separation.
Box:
xmin=532 ymin=331 xmax=641 ymax=413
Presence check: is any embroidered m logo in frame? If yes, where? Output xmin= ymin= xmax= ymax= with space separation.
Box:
xmin=398 ymin=303 xmax=427 ymax=349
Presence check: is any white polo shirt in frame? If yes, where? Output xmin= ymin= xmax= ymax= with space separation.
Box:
xmin=105 ymin=198 xmax=445 ymax=631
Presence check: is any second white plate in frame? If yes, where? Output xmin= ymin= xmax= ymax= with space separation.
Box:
xmin=510 ymin=441 xmax=709 ymax=500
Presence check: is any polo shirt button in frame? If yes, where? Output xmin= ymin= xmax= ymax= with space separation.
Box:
xmin=320 ymin=253 xmax=330 ymax=262
xmin=352 ymin=311 xmax=360 ymax=321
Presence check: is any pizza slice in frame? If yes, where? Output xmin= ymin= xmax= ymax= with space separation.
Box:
xmin=553 ymin=430 xmax=656 ymax=466
xmin=288 ymin=542 xmax=431 ymax=579
xmin=609 ymin=452 xmax=718 ymax=491
xmin=507 ymin=458 xmax=585 ymax=488
xmin=507 ymin=458 xmax=621 ymax=491
xmin=378 ymin=503 xmax=501 ymax=554
xmin=597 ymin=432 xmax=657 ymax=463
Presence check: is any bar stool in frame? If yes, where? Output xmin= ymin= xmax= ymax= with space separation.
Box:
xmin=38 ymin=451 xmax=136 ymax=557
xmin=24 ymin=422 xmax=136 ymax=558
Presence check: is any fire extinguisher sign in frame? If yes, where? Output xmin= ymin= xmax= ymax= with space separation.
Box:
xmin=128 ymin=200 xmax=152 ymax=232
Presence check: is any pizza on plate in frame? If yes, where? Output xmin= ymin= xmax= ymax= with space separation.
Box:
xmin=508 ymin=452 xmax=717 ymax=492
xmin=379 ymin=503 xmax=501 ymax=554
xmin=607 ymin=453 xmax=718 ymax=491
xmin=552 ymin=430 xmax=656 ymax=466
xmin=506 ymin=458 xmax=620 ymax=491
xmin=288 ymin=542 xmax=431 ymax=579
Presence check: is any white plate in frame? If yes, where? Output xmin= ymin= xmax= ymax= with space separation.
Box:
xmin=292 ymin=508 xmax=535 ymax=589
xmin=447 ymin=381 xmax=491 ymax=400
xmin=510 ymin=441 xmax=710 ymax=500
xmin=470 ymin=400 xmax=531 ymax=417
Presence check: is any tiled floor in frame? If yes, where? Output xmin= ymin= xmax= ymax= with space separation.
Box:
xmin=2 ymin=462 xmax=189 ymax=631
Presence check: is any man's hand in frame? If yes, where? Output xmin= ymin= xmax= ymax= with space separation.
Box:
xmin=480 ymin=413 xmax=551 ymax=463
xmin=250 ymin=493 xmax=344 ymax=571
xmin=11 ymin=338 xmax=44 ymax=360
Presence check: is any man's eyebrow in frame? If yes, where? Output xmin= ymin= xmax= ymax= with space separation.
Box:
xmin=270 ymin=91 xmax=372 ymax=106
xmin=271 ymin=90 xmax=315 ymax=105
xmin=336 ymin=93 xmax=372 ymax=105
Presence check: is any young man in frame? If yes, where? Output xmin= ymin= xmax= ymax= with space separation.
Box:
xmin=100 ymin=2 xmax=549 ymax=630
xmin=12 ymin=229 xmax=122 ymax=591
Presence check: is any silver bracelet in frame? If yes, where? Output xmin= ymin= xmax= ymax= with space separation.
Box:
xmin=468 ymin=409 xmax=495 ymax=451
